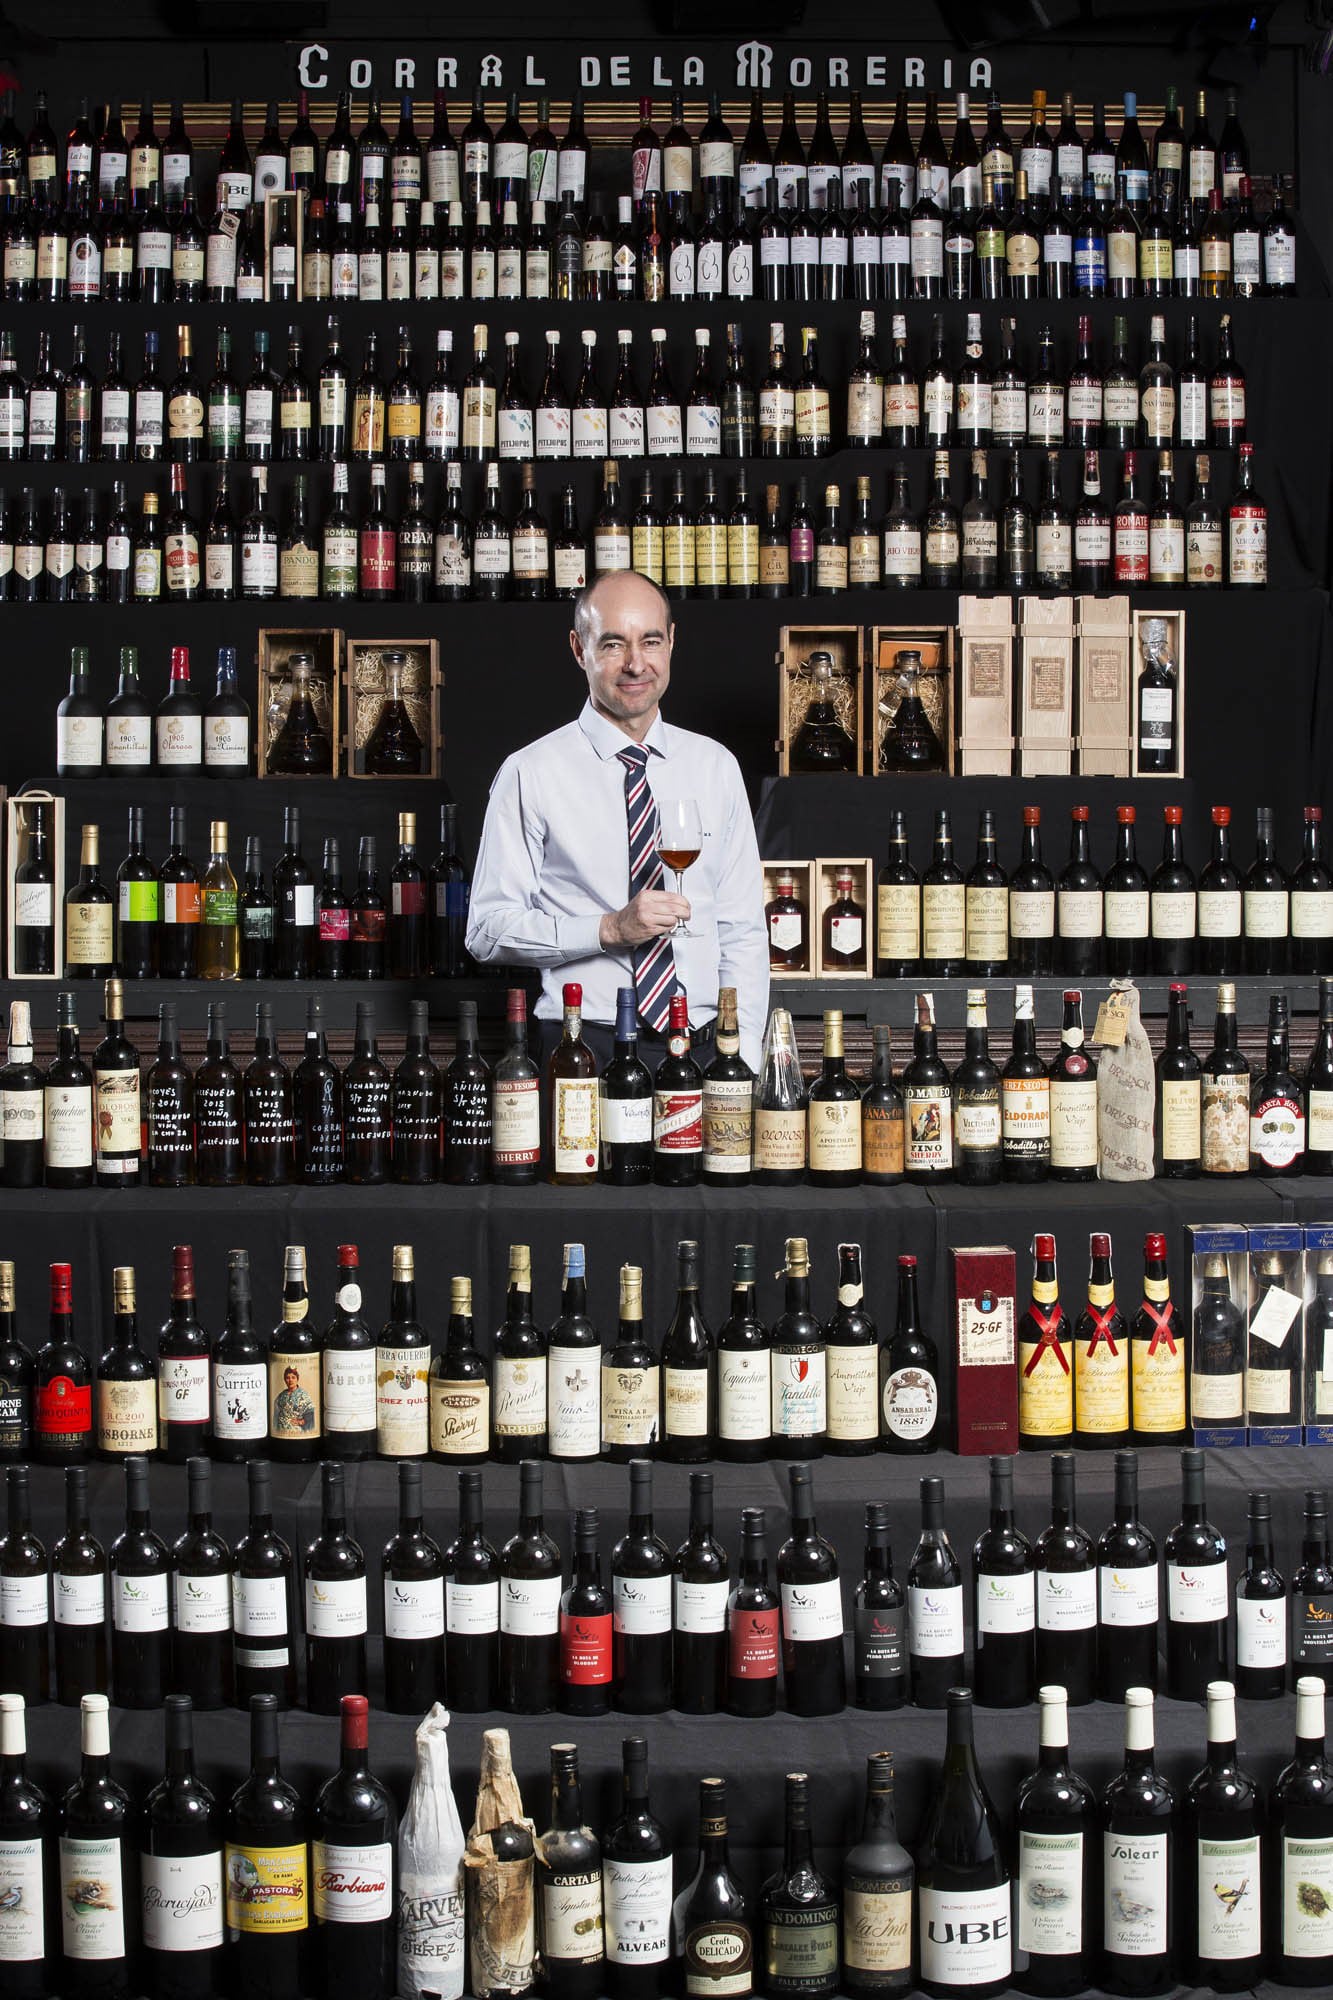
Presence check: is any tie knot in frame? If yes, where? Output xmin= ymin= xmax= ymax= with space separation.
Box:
xmin=617 ymin=745 xmax=650 ymax=772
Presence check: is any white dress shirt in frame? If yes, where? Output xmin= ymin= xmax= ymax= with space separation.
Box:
xmin=467 ymin=699 xmax=770 ymax=1068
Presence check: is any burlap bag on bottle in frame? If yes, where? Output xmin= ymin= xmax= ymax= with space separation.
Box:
xmin=1096 ymin=980 xmax=1155 ymax=1181
xmin=464 ymin=1727 xmax=537 ymax=1998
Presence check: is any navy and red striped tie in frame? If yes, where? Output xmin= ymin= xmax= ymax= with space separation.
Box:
xmin=617 ymin=743 xmax=680 ymax=1033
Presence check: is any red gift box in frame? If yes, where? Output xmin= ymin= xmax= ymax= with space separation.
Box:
xmin=951 ymin=1246 xmax=1019 ymax=1455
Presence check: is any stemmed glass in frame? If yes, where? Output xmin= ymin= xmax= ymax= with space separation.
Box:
xmin=656 ymin=798 xmax=703 ymax=938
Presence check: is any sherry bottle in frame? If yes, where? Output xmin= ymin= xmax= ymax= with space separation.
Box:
xmin=612 ymin=1459 xmax=673 ymax=1714
xmin=671 ymin=1779 xmax=752 ymax=2000
xmin=1183 ymin=1678 xmax=1263 ymax=1991
xmin=499 ymin=1459 xmax=561 ymax=1714
xmin=534 ymin=1744 xmax=603 ymax=2000
xmin=0 ymin=1464 xmax=47 ymax=1704
xmin=52 ymin=1465 xmax=107 ymax=1706
xmin=169 ymin=1457 xmax=233 ymax=1711
xmin=660 ymin=1238 xmax=715 ymax=1463
xmin=0 ymin=1689 xmax=52 ymax=1999
xmin=1234 ymin=1487 xmax=1286 ymax=1701
xmin=1271 ymin=1676 xmax=1333 ymax=1985
xmin=303 ymin=1461 xmax=367 ymax=1714
xmin=224 ymin=1693 xmax=310 ymax=2000
xmin=59 ymin=1694 xmax=131 ymax=2000
xmin=443 ymin=1469 xmax=499 ymax=1713
xmin=231 ymin=1460 xmax=297 ymax=1711
xmin=558 ymin=1507 xmax=611 ymax=1719
xmin=917 ymin=1689 xmax=1011 ymax=1999
xmin=1131 ymin=1232 xmax=1187 ymax=1447
xmin=1101 ymin=1687 xmax=1176 ymax=1995
xmin=880 ymin=1253 xmax=940 ymax=1454
xmin=843 ymin=1751 xmax=913 ymax=1997
xmin=310 ymin=1695 xmax=396 ymax=2000
xmin=1015 ymin=1684 xmax=1097 ymax=1996
xmin=139 ymin=1694 xmax=225 ymax=2000
xmin=972 ymin=1453 xmax=1035 ymax=1708
xmin=546 ymin=1243 xmax=600 ymax=1465
xmin=1073 ymin=1232 xmax=1130 ymax=1450
xmin=760 ymin=1772 xmax=838 ymax=1998
xmin=428 ymin=1275 xmax=490 ymax=1467
xmin=1165 ymin=1447 xmax=1229 ymax=1702
xmin=778 ymin=1461 xmax=845 ymax=1717
xmin=672 ymin=1469 xmax=729 ymax=1713
xmin=601 ymin=1737 xmax=672 ymax=2000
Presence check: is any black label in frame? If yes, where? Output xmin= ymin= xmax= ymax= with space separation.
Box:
xmin=855 ymin=1603 xmax=905 ymax=1678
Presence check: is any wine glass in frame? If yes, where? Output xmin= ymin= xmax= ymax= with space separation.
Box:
xmin=656 ymin=798 xmax=703 ymax=938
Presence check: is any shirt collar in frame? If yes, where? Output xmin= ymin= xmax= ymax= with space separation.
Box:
xmin=577 ymin=698 xmax=670 ymax=762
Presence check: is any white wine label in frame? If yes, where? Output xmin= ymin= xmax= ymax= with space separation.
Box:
xmin=173 ymin=1570 xmax=231 ymax=1634
xmin=1236 ymin=1590 xmax=1287 ymax=1668
xmin=1151 ymin=890 xmax=1196 ymax=939
xmin=547 ymin=1346 xmax=601 ymax=1459
xmin=1247 ymin=1365 xmax=1292 ymax=1415
xmin=376 ymin=1344 xmax=430 ymax=1457
xmin=1283 ymin=1836 xmax=1333 ymax=1956
xmin=919 ymin=1882 xmax=1011 ymax=1986
xmin=114 ymin=1569 xmax=169 ymax=1632
xmin=977 ymin=1570 xmax=1035 ymax=1634
xmin=909 ymin=1582 xmax=964 ymax=1658
xmin=771 ymin=1346 xmax=826 ymax=1438
xmin=158 ymin=1356 xmax=209 ymax=1426
xmin=445 ymin=1578 xmax=499 ymax=1634
xmin=883 ymin=1364 xmax=938 ymax=1443
xmin=44 ymin=1086 xmax=93 ymax=1169
xmin=1019 ymin=1830 xmax=1083 ymax=1954
xmin=54 ymin=1569 xmax=105 ymax=1625
xmin=1009 ymin=890 xmax=1055 ymax=939
xmin=1104 ymin=1829 xmax=1168 ymax=1955
xmin=385 ymin=1573 xmax=445 ymax=1640
xmin=1058 ymin=888 xmax=1103 ymax=938
xmin=0 ymin=1835 xmax=44 ymax=1957
xmin=1190 ymin=1369 xmax=1244 ymax=1421
xmin=212 ymin=1362 xmax=267 ymax=1442
xmin=1195 ymin=1836 xmax=1261 ymax=1962
xmin=1292 ymin=891 xmax=1333 ymax=939
xmin=322 ymin=1349 xmax=376 ymax=1434
xmin=1250 ymin=1284 xmax=1302 ymax=1347
xmin=231 ymin=1572 xmax=288 ymax=1639
xmin=674 ymin=1577 xmax=729 ymax=1635
xmin=60 ymin=1835 xmax=126 ymax=1960
xmin=494 ymin=1355 xmax=547 ymax=1439
xmin=500 ymin=1573 xmax=561 ymax=1636
xmin=1167 ymin=1562 xmax=1229 ymax=1623
xmin=1099 ymin=1565 xmax=1158 ymax=1628
xmin=0 ymin=1572 xmax=47 ymax=1626
xmin=1037 ymin=1567 xmax=1098 ymax=1632
xmin=826 ymin=1344 xmax=879 ymax=1442
xmin=1198 ymin=890 xmax=1242 ymax=938
xmin=601 ymin=1361 xmax=660 ymax=1448
xmin=98 ymin=1378 xmax=157 ymax=1453
xmin=541 ymin=1872 xmax=603 ymax=1962
xmin=718 ymin=1351 xmax=771 ymax=1442
xmin=1104 ymin=891 xmax=1149 ymax=939
xmin=305 ymin=1574 xmax=367 ymax=1637
xmin=142 ymin=1850 xmax=225 ymax=1950
xmin=780 ymin=1576 xmax=843 ymax=1643
xmin=603 ymin=1855 xmax=672 ymax=1965
xmin=1245 ymin=889 xmax=1288 ymax=939
xmin=664 ymin=1365 xmax=710 ymax=1439
xmin=613 ymin=1572 xmax=672 ymax=1635
xmin=600 ymin=1094 xmax=653 ymax=1146
xmin=312 ymin=1840 xmax=393 ymax=1923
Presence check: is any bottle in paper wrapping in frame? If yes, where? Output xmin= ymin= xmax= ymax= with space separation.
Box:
xmin=464 ymin=1725 xmax=537 ymax=1997
xmin=397 ymin=1703 xmax=467 ymax=2000
xmin=1096 ymin=979 xmax=1155 ymax=1180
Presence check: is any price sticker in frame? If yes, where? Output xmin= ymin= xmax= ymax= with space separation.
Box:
xmin=1092 ymin=994 xmax=1131 ymax=1047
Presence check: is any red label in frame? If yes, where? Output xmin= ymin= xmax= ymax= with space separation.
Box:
xmin=728 ymin=1606 xmax=779 ymax=1680
xmin=35 ymin=1375 xmax=92 ymax=1438
xmin=654 ymin=1090 xmax=703 ymax=1153
xmin=393 ymin=882 xmax=427 ymax=918
xmin=359 ymin=528 xmax=397 ymax=591
xmin=319 ymin=908 xmax=350 ymax=941
xmin=1113 ymin=513 xmax=1149 ymax=584
xmin=560 ymin=1609 xmax=612 ymax=1685
xmin=350 ymin=908 xmax=386 ymax=943
xmin=790 ymin=526 xmax=814 ymax=562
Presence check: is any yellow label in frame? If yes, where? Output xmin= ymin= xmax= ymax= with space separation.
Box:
xmin=965 ymin=885 xmax=1008 ymax=960
xmin=96 ymin=1378 xmax=158 ymax=1454
xmin=66 ymin=902 xmax=114 ymax=965
xmin=921 ymin=883 xmax=965 ymax=959
xmin=877 ymin=883 xmax=920 ymax=960
xmin=387 ymin=402 xmax=422 ymax=440
xmin=224 ymin=1843 xmax=308 ymax=1934
xmin=268 ymin=1350 xmax=321 ymax=1442
xmin=1075 ymin=1340 xmax=1128 ymax=1436
xmin=1159 ymin=1079 xmax=1201 ymax=1162
xmin=1019 ymin=1338 xmax=1073 ymax=1437
xmin=808 ymin=1099 xmax=861 ymax=1174
xmin=1133 ymin=1338 xmax=1186 ymax=1434
xmin=430 ymin=1376 xmax=490 ymax=1457
xmin=695 ymin=525 xmax=727 ymax=588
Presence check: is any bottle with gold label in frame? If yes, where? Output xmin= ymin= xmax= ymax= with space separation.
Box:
xmin=771 ymin=1237 xmax=826 ymax=1458
xmin=1155 ymin=981 xmax=1201 ymax=1178
xmin=429 ymin=1274 xmax=491 ymax=1467
xmin=268 ymin=1244 xmax=321 ymax=1464
xmin=64 ymin=822 xmax=115 ymax=980
xmin=842 ymin=1751 xmax=913 ymax=1995
xmin=1073 ymin=1232 xmax=1129 ymax=1449
xmin=1131 ymin=1232 xmax=1187 ymax=1445
xmin=96 ymin=1265 xmax=158 ymax=1460
xmin=825 ymin=1243 xmax=879 ymax=1457
xmin=807 ymin=1010 xmax=862 ymax=1188
xmin=1018 ymin=1234 xmax=1072 ymax=1450
xmin=862 ymin=1025 xmax=905 ymax=1187
xmin=493 ymin=1243 xmax=547 ymax=1465
xmin=549 ymin=981 xmax=599 ymax=1188
xmin=876 ymin=810 xmax=920 ymax=978
xmin=702 ymin=987 xmax=754 ymax=1188
xmin=601 ymin=1264 xmax=659 ymax=1464
xmin=903 ymin=992 xmax=953 ymax=1184
xmin=225 ymin=1691 xmax=310 ymax=1991
xmin=376 ymin=1244 xmax=430 ymax=1460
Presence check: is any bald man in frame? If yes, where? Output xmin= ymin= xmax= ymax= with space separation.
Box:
xmin=467 ymin=569 xmax=769 ymax=1071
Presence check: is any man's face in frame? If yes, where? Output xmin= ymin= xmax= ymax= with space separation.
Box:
xmin=570 ymin=574 xmax=674 ymax=730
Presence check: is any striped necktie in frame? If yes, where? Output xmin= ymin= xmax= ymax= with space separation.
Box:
xmin=617 ymin=743 xmax=680 ymax=1033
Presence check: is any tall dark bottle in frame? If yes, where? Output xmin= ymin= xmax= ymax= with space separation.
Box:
xmin=917 ymin=1689 xmax=1011 ymax=1999
xmin=303 ymin=1460 xmax=367 ymax=1714
xmin=671 ymin=1778 xmax=753 ymax=2000
xmin=1182 ymin=1678 xmax=1263 ymax=1991
xmin=613 ymin=1459 xmax=673 ymax=1714
xmin=310 ymin=1695 xmax=397 ymax=2000
xmin=34 ymin=1262 xmax=92 ymax=1466
xmin=1233 ymin=1488 xmax=1286 ymax=1701
xmin=973 ymin=1453 xmax=1035 ymax=1707
xmin=53 ymin=1465 xmax=107 ymax=1706
xmin=1291 ymin=1488 xmax=1333 ymax=1691
xmin=558 ymin=1507 xmax=611 ymax=1719
xmin=1271 ymin=1676 xmax=1333 ymax=1985
xmin=1014 ymin=1685 xmax=1098 ymax=1997
xmin=156 ymin=1245 xmax=210 ymax=1460
xmin=535 ymin=1743 xmax=603 ymax=2000
xmin=1101 ymin=1688 xmax=1176 ymax=1996
xmin=660 ymin=1238 xmax=715 ymax=1463
xmin=0 ymin=1465 xmax=47 ymax=1704
xmin=231 ymin=1460 xmax=297 ymax=1710
xmin=1034 ymin=1453 xmax=1096 ymax=1705
xmin=492 ymin=1243 xmax=546 ymax=1464
xmin=601 ymin=1736 xmax=673 ymax=2000
xmin=841 ymin=1751 xmax=913 ymax=1997
xmin=600 ymin=986 xmax=653 ymax=1186
xmin=725 ymin=1506 xmax=780 ymax=1720
xmin=321 ymin=1244 xmax=377 ymax=1461
xmin=139 ymin=1695 xmax=225 ymax=2000
xmin=59 ymin=1694 xmax=131 ymax=2000
xmin=224 ymin=1694 xmax=310 ymax=2000
xmin=169 ymin=1457 xmax=232 ymax=1710
xmin=777 ymin=1461 xmax=845 ymax=1717
xmin=880 ymin=1253 xmax=940 ymax=1454
xmin=760 ymin=1770 xmax=839 ymax=1998
xmin=853 ymin=1502 xmax=906 ymax=1711
xmin=443 ymin=1468 xmax=499 ymax=1712
xmin=0 ymin=1690 xmax=52 ymax=2000
xmin=1096 ymin=1449 xmax=1159 ymax=1700
xmin=908 ymin=1474 xmax=965 ymax=1707
xmin=770 ymin=1235 xmax=825 ymax=1459
xmin=499 ymin=1459 xmax=561 ymax=1714
xmin=1165 ymin=1447 xmax=1229 ymax=1701
xmin=109 ymin=1454 xmax=169 ymax=1708
xmin=672 ymin=1470 xmax=728 ymax=1713
xmin=381 ymin=1461 xmax=445 ymax=1715
xmin=209 ymin=1248 xmax=265 ymax=1463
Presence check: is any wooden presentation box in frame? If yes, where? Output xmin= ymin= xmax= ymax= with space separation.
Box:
xmin=5 ymin=787 xmax=62 ymax=979
xmin=814 ymin=857 xmax=874 ymax=979
xmin=956 ymin=598 xmax=1013 ymax=776
xmin=871 ymin=625 xmax=954 ymax=776
xmin=1130 ymin=607 xmax=1187 ymax=779
xmin=775 ymin=625 xmax=865 ymax=776
xmin=1018 ymin=597 xmax=1075 ymax=776
xmin=761 ymin=859 xmax=816 ymax=978
xmin=1075 ymin=595 xmax=1132 ymax=776
xmin=345 ymin=638 xmax=442 ymax=779
xmin=256 ymin=629 xmax=343 ymax=778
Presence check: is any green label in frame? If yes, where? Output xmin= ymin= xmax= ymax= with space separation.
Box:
xmin=122 ymin=880 xmax=159 ymax=922
xmin=204 ymin=889 xmax=238 ymax=926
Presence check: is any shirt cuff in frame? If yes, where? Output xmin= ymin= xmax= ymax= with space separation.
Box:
xmin=564 ymin=916 xmax=607 ymax=959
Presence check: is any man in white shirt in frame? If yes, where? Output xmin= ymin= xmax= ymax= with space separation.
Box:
xmin=467 ymin=569 xmax=769 ymax=1070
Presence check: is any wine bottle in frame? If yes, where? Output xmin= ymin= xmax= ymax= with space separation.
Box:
xmin=1131 ymin=1233 xmax=1186 ymax=1445
xmin=170 ymin=1457 xmax=233 ymax=1711
xmin=109 ymin=1453 xmax=169 ymax=1708
xmin=1096 ymin=1450 xmax=1159 ymax=1701
xmin=760 ymin=1770 xmax=838 ymax=1997
xmin=303 ymin=1460 xmax=367 ymax=1714
xmin=1191 ymin=1251 xmax=1245 ymax=1430
xmin=771 ymin=1236 xmax=825 ymax=1458
xmin=53 ymin=1464 xmax=107 ymax=1706
xmin=1048 ymin=989 xmax=1098 ymax=1181
xmin=599 ymin=987 xmax=654 ymax=1186
xmin=1182 ymin=1678 xmax=1263 ymax=1990
xmin=493 ymin=1243 xmax=547 ymax=1463
xmin=1165 ymin=1447 xmax=1229 ymax=1701
xmin=210 ymin=1248 xmax=266 ymax=1463
xmin=753 ymin=1007 xmax=806 ymax=1186
xmin=973 ymin=1453 xmax=1035 ymax=1708
xmin=499 ymin=1459 xmax=561 ymax=1714
xmin=1101 ymin=1687 xmax=1176 ymax=1995
xmin=807 ymin=1007 xmax=862 ymax=1187
xmin=917 ymin=1689 xmax=1011 ymax=1999
xmin=343 ymin=1007 xmax=390 ymax=1188
xmin=660 ymin=1239 xmax=715 ymax=1463
xmin=0 ymin=1010 xmax=43 ymax=1192
xmin=902 ymin=991 xmax=953 ymax=1182
xmin=311 ymin=1695 xmax=396 ymax=2000
xmin=34 ymin=1262 xmax=92 ymax=1467
xmin=862 ymin=1025 xmax=905 ymax=1185
xmin=1234 ymin=1488 xmax=1286 ymax=1700
xmin=879 ymin=1253 xmax=940 ymax=1454
xmin=0 ymin=1464 xmax=46 ymax=1706
xmin=464 ymin=1727 xmax=536 ymax=1999
xmin=671 ymin=1778 xmax=753 ymax=2000
xmin=59 ymin=1694 xmax=131 ymax=2000
xmin=544 ymin=1242 xmax=600 ymax=1464
xmin=243 ymin=1010 xmax=293 ymax=1191
xmin=443 ymin=1001 xmax=490 ymax=1185
xmin=823 ymin=1242 xmax=878 ymax=1455
xmin=443 ymin=1469 xmax=499 ymax=1713
xmin=535 ymin=1743 xmax=603 ymax=2000
xmin=96 ymin=1266 xmax=158 ymax=1460
xmin=726 ymin=1507 xmax=780 ymax=1720
xmin=714 ymin=1244 xmax=770 ymax=1463
xmin=224 ymin=1693 xmax=310 ymax=2000
xmin=601 ymin=1264 xmax=659 ymax=1462
xmin=382 ymin=1461 xmax=445 ymax=1715
xmin=320 ymin=1245 xmax=377 ymax=1461
xmin=395 ymin=1701 xmax=467 ymax=2000
xmin=842 ymin=1751 xmax=913 ymax=1996
xmin=672 ymin=1470 xmax=728 ymax=1713
xmin=909 ymin=1474 xmax=965 ymax=1707
xmin=1272 ymin=1675 xmax=1333 ymax=1984
xmin=1034 ymin=1453 xmax=1097 ymax=1706
xmin=231 ymin=1460 xmax=296 ymax=1711
xmin=428 ymin=1275 xmax=490 ymax=1467
xmin=1015 ymin=1684 xmax=1097 ymax=1996
xmin=375 ymin=1245 xmax=429 ymax=1460
xmin=778 ymin=1461 xmax=845 ymax=1717
xmin=493 ymin=987 xmax=542 ymax=1186
xmin=559 ymin=1507 xmax=611 ymax=1718
xmin=139 ymin=1694 xmax=225 ymax=2000
xmin=601 ymin=1736 xmax=672 ymax=2000
xmin=613 ymin=1459 xmax=673 ymax=1714
xmin=952 ymin=987 xmax=1001 ymax=1187
xmin=1248 ymin=1245 xmax=1303 ymax=1430
xmin=156 ymin=1245 xmax=210 ymax=1460
xmin=1073 ymin=1232 xmax=1130 ymax=1449
xmin=1018 ymin=1234 xmax=1073 ymax=1449
xmin=854 ymin=1501 xmax=906 ymax=1711
xmin=0 ymin=1691 xmax=52 ymax=1999
xmin=1292 ymin=1488 xmax=1333 ymax=1691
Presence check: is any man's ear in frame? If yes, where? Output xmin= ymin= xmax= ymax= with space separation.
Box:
xmin=568 ymin=627 xmax=585 ymax=673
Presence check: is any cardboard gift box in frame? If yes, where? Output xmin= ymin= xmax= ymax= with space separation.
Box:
xmin=951 ymin=1245 xmax=1018 ymax=1455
